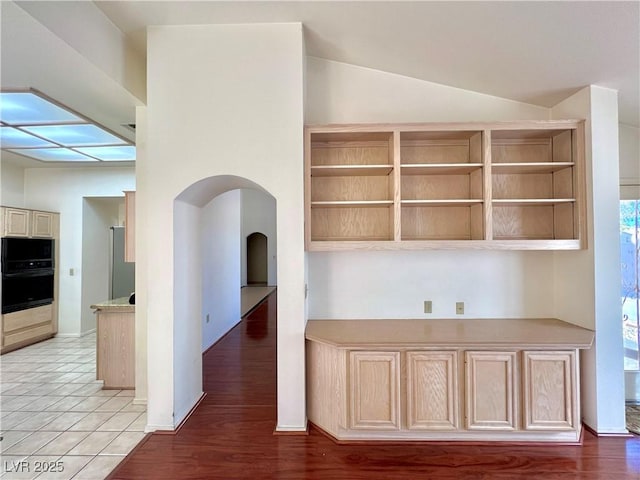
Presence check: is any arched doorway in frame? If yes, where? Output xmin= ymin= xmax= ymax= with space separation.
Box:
xmin=172 ymin=175 xmax=277 ymax=425
xmin=247 ymin=232 xmax=268 ymax=285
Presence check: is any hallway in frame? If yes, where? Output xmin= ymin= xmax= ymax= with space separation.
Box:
xmin=109 ymin=292 xmax=640 ymax=479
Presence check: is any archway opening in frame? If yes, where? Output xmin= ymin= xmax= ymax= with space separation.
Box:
xmin=172 ymin=175 xmax=277 ymax=425
xmin=247 ymin=232 xmax=268 ymax=286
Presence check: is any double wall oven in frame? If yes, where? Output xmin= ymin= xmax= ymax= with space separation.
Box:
xmin=1 ymin=238 xmax=55 ymax=314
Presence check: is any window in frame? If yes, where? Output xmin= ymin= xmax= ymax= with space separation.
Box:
xmin=622 ymin=199 xmax=640 ymax=370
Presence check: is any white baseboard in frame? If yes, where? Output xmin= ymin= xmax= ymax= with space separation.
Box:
xmin=81 ymin=328 xmax=96 ymax=337
xmin=55 ymin=333 xmax=81 ymax=338
xmin=144 ymin=424 xmax=173 ymax=433
xmin=133 ymin=398 xmax=147 ymax=406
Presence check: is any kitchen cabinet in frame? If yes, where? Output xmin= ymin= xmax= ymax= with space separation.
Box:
xmin=1 ymin=206 xmax=59 ymax=354
xmin=92 ymin=298 xmax=135 ymax=389
xmin=1 ymin=207 xmax=56 ymax=238
xmin=305 ymin=318 xmax=593 ymax=443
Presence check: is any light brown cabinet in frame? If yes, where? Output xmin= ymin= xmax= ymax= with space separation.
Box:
xmin=349 ymin=351 xmax=401 ymax=430
xmin=93 ymin=300 xmax=135 ymax=389
xmin=1 ymin=304 xmax=55 ymax=351
xmin=406 ymin=351 xmax=459 ymax=430
xmin=305 ymin=121 xmax=585 ymax=250
xmin=1 ymin=207 xmax=56 ymax=238
xmin=465 ymin=351 xmax=518 ymax=430
xmin=306 ymin=318 xmax=592 ymax=443
xmin=1 ymin=207 xmax=59 ymax=354
xmin=522 ymin=350 xmax=576 ymax=430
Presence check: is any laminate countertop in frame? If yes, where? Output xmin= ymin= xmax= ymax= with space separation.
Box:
xmin=305 ymin=318 xmax=594 ymax=349
xmin=91 ymin=297 xmax=135 ymax=312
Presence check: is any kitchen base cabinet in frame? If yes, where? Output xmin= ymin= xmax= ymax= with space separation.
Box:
xmin=1 ymin=304 xmax=55 ymax=354
xmin=92 ymin=299 xmax=135 ymax=390
xmin=306 ymin=318 xmax=593 ymax=443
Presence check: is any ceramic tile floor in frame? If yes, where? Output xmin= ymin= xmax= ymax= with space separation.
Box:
xmin=0 ymin=333 xmax=147 ymax=479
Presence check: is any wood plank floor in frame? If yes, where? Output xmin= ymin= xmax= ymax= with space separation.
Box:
xmin=108 ymin=292 xmax=640 ymax=479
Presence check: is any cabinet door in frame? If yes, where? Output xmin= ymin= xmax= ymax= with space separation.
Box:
xmin=31 ymin=211 xmax=54 ymax=238
xmin=523 ymin=350 xmax=576 ymax=430
xmin=3 ymin=208 xmax=30 ymax=237
xmin=406 ymin=351 xmax=459 ymax=430
xmin=349 ymin=351 xmax=400 ymax=430
xmin=465 ymin=351 xmax=518 ymax=430
xmin=124 ymin=191 xmax=135 ymax=262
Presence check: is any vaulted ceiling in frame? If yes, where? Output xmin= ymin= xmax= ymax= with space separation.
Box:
xmin=2 ymin=1 xmax=638 ymax=167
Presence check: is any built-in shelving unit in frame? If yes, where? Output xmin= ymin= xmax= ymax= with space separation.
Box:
xmin=305 ymin=121 xmax=585 ymax=250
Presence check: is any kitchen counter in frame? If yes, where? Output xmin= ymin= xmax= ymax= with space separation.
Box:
xmin=92 ymin=297 xmax=135 ymax=389
xmin=91 ymin=296 xmax=134 ymax=312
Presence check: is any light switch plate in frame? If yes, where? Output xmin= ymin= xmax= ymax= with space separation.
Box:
xmin=456 ymin=302 xmax=464 ymax=314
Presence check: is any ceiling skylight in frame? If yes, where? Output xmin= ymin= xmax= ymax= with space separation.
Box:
xmin=0 ymin=89 xmax=135 ymax=163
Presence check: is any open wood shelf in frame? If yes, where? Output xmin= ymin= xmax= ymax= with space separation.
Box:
xmin=311 ymin=200 xmax=394 ymax=208
xmin=305 ymin=121 xmax=585 ymax=250
xmin=401 ymin=163 xmax=483 ymax=175
xmin=311 ymin=165 xmax=394 ymax=177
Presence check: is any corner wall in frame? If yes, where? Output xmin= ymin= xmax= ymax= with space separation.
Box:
xmin=143 ymin=23 xmax=305 ymax=430
xmin=552 ymin=86 xmax=626 ymax=433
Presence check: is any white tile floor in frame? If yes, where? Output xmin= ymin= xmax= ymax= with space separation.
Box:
xmin=0 ymin=334 xmax=146 ymax=479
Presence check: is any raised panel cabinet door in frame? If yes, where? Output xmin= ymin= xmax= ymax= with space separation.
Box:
xmin=3 ymin=208 xmax=30 ymax=237
xmin=31 ymin=211 xmax=54 ymax=238
xmin=406 ymin=351 xmax=459 ymax=430
xmin=523 ymin=350 xmax=576 ymax=430
xmin=465 ymin=351 xmax=518 ymax=430
xmin=349 ymin=351 xmax=401 ymax=430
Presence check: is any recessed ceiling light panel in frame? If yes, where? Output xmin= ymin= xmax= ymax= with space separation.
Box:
xmin=8 ymin=147 xmax=98 ymax=162
xmin=0 ymin=89 xmax=135 ymax=164
xmin=22 ymin=124 xmax=127 ymax=147
xmin=0 ymin=127 xmax=56 ymax=148
xmin=0 ymin=92 xmax=84 ymax=125
xmin=75 ymin=146 xmax=136 ymax=161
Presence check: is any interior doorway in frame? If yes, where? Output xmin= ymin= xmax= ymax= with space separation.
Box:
xmin=247 ymin=232 xmax=268 ymax=285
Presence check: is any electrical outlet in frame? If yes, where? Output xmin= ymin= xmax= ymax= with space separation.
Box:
xmin=206 ymin=314 xmax=210 ymax=323
xmin=423 ymin=300 xmax=432 ymax=314
xmin=456 ymin=302 xmax=465 ymax=315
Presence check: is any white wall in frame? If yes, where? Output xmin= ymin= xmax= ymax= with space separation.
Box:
xmin=306 ymin=57 xmax=549 ymax=125
xmin=202 ymin=190 xmax=241 ymax=351
xmin=241 ymin=189 xmax=277 ymax=286
xmin=173 ymin=199 xmax=204 ymax=425
xmin=23 ymin=167 xmax=135 ymax=335
xmin=620 ymin=124 xmax=640 ymax=185
xmin=143 ymin=24 xmax=305 ymax=431
xmin=80 ymin=197 xmax=122 ymax=335
xmin=1 ymin=162 xmax=26 ymax=207
xmin=306 ymin=57 xmax=554 ymax=322
xmin=552 ymin=86 xmax=626 ymax=433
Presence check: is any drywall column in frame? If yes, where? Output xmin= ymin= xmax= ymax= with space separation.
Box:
xmin=143 ymin=24 xmax=305 ymax=430
xmin=552 ymin=86 xmax=626 ymax=433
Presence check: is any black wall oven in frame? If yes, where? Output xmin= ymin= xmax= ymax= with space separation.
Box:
xmin=1 ymin=238 xmax=55 ymax=314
